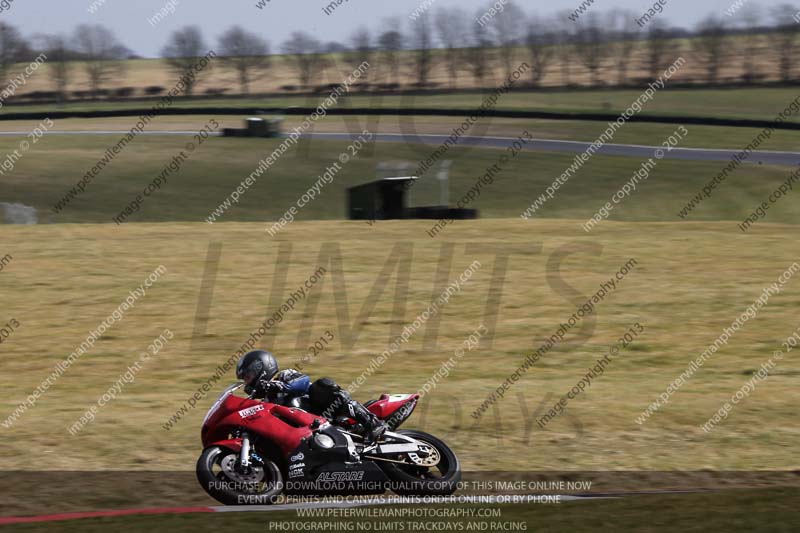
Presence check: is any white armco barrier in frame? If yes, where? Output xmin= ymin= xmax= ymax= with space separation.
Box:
xmin=0 ymin=203 xmax=38 ymax=224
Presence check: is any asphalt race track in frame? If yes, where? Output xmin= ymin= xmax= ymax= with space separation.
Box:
xmin=312 ymin=132 xmax=800 ymax=166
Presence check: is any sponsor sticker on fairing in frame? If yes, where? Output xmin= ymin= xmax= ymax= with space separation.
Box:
xmin=289 ymin=465 xmax=305 ymax=478
xmin=316 ymin=471 xmax=365 ymax=482
xmin=238 ymin=405 xmax=264 ymax=418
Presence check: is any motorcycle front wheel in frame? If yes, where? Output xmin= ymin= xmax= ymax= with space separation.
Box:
xmin=196 ymin=446 xmax=284 ymax=505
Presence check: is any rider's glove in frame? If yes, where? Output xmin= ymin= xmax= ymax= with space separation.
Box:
xmin=263 ymin=380 xmax=287 ymax=398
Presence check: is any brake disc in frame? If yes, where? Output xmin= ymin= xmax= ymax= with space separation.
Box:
xmin=220 ymin=454 xmax=265 ymax=484
xmin=407 ymin=441 xmax=440 ymax=467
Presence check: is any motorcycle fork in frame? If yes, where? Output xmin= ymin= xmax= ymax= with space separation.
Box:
xmin=239 ymin=432 xmax=251 ymax=469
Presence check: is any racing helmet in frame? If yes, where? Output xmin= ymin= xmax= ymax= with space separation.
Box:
xmin=236 ymin=350 xmax=279 ymax=387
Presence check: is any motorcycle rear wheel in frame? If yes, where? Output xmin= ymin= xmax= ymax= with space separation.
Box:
xmin=196 ymin=446 xmax=284 ymax=505
xmin=379 ymin=429 xmax=461 ymax=496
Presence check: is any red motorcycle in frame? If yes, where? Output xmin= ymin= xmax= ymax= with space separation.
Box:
xmin=196 ymin=383 xmax=460 ymax=505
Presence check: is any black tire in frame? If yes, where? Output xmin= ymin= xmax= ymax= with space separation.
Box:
xmin=196 ymin=446 xmax=284 ymax=505
xmin=379 ymin=430 xmax=461 ymax=496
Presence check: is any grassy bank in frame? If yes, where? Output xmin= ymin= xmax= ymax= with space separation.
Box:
xmin=0 ymin=131 xmax=798 ymax=226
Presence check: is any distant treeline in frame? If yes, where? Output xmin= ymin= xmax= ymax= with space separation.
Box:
xmin=1 ymin=2 xmax=799 ymax=102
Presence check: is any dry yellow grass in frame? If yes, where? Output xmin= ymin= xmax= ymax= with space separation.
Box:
xmin=0 ymin=219 xmax=798 ymax=478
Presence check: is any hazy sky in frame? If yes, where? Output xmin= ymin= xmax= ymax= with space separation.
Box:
xmin=2 ymin=0 xmax=794 ymax=57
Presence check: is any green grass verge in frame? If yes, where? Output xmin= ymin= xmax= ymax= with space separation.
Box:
xmin=0 ymin=132 xmax=796 ymax=226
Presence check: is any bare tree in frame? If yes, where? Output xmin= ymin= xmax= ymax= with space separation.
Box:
xmin=526 ymin=17 xmax=556 ymax=87
xmin=769 ymin=4 xmax=799 ymax=82
xmin=464 ymin=15 xmax=493 ymax=86
xmin=377 ymin=23 xmax=403 ymax=85
xmin=0 ymin=22 xmax=26 ymax=84
xmin=42 ymin=35 xmax=72 ymax=101
xmin=325 ymin=42 xmax=349 ymax=54
xmin=282 ymin=31 xmax=323 ymax=88
xmin=643 ymin=21 xmax=681 ymax=80
xmin=609 ymin=10 xmax=639 ymax=85
xmin=739 ymin=5 xmax=762 ymax=83
xmin=693 ymin=16 xmax=727 ymax=84
xmin=556 ymin=12 xmax=576 ymax=86
xmin=489 ymin=1 xmax=526 ymax=78
xmin=435 ymin=7 xmax=468 ymax=88
xmin=73 ymin=24 xmax=127 ymax=96
xmin=409 ymin=12 xmax=434 ymax=87
xmin=574 ymin=13 xmax=609 ymax=86
xmin=162 ymin=26 xmax=207 ymax=96
xmin=218 ymin=26 xmax=269 ymax=95
xmin=350 ymin=27 xmax=372 ymax=81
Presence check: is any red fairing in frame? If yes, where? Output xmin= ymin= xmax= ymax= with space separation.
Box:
xmin=367 ymin=394 xmax=420 ymax=419
xmin=202 ymin=395 xmax=321 ymax=455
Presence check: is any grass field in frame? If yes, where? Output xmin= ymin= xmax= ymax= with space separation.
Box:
xmin=1 ymin=219 xmax=799 ymax=476
xmin=3 ymin=490 xmax=799 ymax=532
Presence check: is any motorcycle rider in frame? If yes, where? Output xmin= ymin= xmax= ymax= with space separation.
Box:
xmin=235 ymin=350 xmax=387 ymax=444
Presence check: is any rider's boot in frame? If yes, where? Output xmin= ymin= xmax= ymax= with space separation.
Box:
xmin=347 ymin=400 xmax=387 ymax=445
